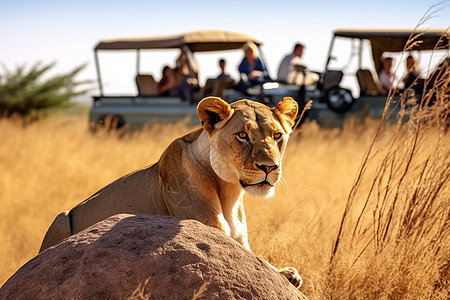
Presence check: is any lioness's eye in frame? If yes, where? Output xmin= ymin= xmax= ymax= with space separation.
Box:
xmin=236 ymin=132 xmax=249 ymax=142
xmin=274 ymin=132 xmax=283 ymax=140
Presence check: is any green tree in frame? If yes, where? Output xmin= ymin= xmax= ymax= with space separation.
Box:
xmin=0 ymin=62 xmax=89 ymax=120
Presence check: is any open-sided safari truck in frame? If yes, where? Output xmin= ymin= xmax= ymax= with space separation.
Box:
xmin=89 ymin=28 xmax=449 ymax=131
xmin=89 ymin=30 xmax=265 ymax=131
xmin=297 ymin=28 xmax=449 ymax=127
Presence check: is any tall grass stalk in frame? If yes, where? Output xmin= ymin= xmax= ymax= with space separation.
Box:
xmin=329 ymin=29 xmax=450 ymax=299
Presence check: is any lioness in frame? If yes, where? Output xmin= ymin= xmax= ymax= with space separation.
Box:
xmin=40 ymin=96 xmax=302 ymax=288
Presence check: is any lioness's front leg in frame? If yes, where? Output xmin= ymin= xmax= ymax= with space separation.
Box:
xmin=224 ymin=197 xmax=251 ymax=251
xmin=204 ymin=213 xmax=231 ymax=238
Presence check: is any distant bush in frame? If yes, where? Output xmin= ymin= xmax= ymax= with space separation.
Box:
xmin=0 ymin=62 xmax=89 ymax=121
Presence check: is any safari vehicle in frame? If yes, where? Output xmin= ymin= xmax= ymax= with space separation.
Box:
xmin=291 ymin=28 xmax=449 ymax=127
xmin=89 ymin=30 xmax=265 ymax=131
xmin=223 ymin=28 xmax=448 ymax=127
xmin=90 ymin=28 xmax=449 ymax=131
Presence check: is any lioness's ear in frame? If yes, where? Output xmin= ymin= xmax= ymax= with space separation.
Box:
xmin=197 ymin=96 xmax=234 ymax=134
xmin=272 ymin=97 xmax=298 ymax=131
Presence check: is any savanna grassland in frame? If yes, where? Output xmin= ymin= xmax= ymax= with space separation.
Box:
xmin=1 ymin=91 xmax=449 ymax=299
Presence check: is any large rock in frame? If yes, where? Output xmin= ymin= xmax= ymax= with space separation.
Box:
xmin=0 ymin=214 xmax=306 ymax=299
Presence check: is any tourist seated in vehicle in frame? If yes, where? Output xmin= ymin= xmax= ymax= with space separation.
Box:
xmin=236 ymin=42 xmax=269 ymax=95
xmin=277 ymin=42 xmax=305 ymax=83
xmin=157 ymin=65 xmax=176 ymax=96
xmin=379 ymin=56 xmax=397 ymax=93
xmin=401 ymin=54 xmax=424 ymax=100
xmin=402 ymin=55 xmax=421 ymax=89
xmin=216 ymin=58 xmax=231 ymax=80
xmin=176 ymin=62 xmax=199 ymax=104
xmin=176 ymin=48 xmax=199 ymax=80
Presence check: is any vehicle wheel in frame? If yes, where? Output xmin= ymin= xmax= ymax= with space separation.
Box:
xmin=324 ymin=86 xmax=354 ymax=113
xmin=97 ymin=114 xmax=126 ymax=130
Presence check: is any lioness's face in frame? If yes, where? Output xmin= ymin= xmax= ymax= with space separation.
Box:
xmin=198 ymin=97 xmax=298 ymax=198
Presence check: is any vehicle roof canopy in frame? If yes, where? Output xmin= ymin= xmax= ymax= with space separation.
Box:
xmin=333 ymin=28 xmax=449 ymax=73
xmin=95 ymin=29 xmax=263 ymax=52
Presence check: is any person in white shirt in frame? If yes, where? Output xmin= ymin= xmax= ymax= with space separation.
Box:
xmin=277 ymin=43 xmax=305 ymax=83
xmin=379 ymin=56 xmax=396 ymax=93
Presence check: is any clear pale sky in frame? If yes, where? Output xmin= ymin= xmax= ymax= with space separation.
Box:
xmin=1 ymin=0 xmax=449 ymax=96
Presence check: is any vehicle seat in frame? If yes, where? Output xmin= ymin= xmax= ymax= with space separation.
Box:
xmin=198 ymin=78 xmax=235 ymax=99
xmin=136 ymin=74 xmax=158 ymax=96
xmin=212 ymin=78 xmax=234 ymax=97
xmin=198 ymin=78 xmax=216 ymax=99
xmin=322 ymin=70 xmax=343 ymax=90
xmin=356 ymin=69 xmax=383 ymax=96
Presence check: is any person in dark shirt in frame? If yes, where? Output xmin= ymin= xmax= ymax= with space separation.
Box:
xmin=402 ymin=55 xmax=421 ymax=89
xmin=236 ymin=42 xmax=269 ymax=95
xmin=217 ymin=58 xmax=231 ymax=80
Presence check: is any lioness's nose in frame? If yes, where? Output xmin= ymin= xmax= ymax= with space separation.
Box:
xmin=255 ymin=162 xmax=279 ymax=174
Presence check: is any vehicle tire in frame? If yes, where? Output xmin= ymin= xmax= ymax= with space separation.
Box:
xmin=97 ymin=114 xmax=126 ymax=130
xmin=324 ymin=86 xmax=354 ymax=113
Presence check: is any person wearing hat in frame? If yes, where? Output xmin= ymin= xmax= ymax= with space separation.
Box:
xmin=277 ymin=42 xmax=305 ymax=83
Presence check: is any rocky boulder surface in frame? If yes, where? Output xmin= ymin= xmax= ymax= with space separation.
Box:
xmin=0 ymin=214 xmax=306 ymax=299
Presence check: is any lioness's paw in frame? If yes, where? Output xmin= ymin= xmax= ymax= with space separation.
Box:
xmin=278 ymin=267 xmax=302 ymax=288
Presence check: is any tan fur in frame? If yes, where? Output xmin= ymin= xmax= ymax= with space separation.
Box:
xmin=39 ymin=96 xmax=302 ymax=288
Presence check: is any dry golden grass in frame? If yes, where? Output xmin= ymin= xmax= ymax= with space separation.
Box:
xmin=0 ymin=116 xmax=192 ymax=282
xmin=1 ymin=80 xmax=449 ymax=299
